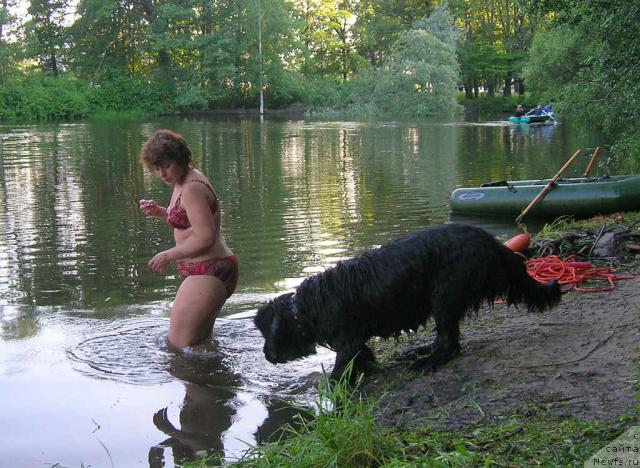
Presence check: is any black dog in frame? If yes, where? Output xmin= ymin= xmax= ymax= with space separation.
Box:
xmin=254 ymin=224 xmax=561 ymax=381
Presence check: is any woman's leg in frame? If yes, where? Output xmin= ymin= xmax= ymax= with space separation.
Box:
xmin=168 ymin=276 xmax=228 ymax=348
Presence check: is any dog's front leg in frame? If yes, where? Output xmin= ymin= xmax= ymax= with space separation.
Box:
xmin=330 ymin=344 xmax=376 ymax=382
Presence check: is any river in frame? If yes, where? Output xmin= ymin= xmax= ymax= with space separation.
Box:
xmin=0 ymin=116 xmax=605 ymax=466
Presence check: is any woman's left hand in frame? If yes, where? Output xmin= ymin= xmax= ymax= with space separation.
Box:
xmin=148 ymin=250 xmax=172 ymax=273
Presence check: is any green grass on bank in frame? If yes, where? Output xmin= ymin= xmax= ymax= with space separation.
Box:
xmin=536 ymin=211 xmax=640 ymax=241
xmin=183 ymin=369 xmax=638 ymax=467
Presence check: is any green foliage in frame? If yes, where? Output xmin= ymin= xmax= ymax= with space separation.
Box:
xmin=237 ymin=368 xmax=401 ymax=467
xmin=0 ymin=4 xmax=21 ymax=84
xmin=25 ymin=0 xmax=68 ymax=75
xmin=67 ymin=0 xmax=149 ymax=80
xmin=91 ymin=68 xmax=169 ymax=113
xmin=351 ymin=0 xmax=433 ymax=66
xmin=457 ymin=93 xmax=541 ymax=118
xmin=338 ymin=5 xmax=461 ymax=118
xmin=0 ymin=73 xmax=92 ymax=121
xmin=525 ymin=1 xmax=640 ymax=169
xmin=372 ymin=29 xmax=460 ymax=117
xmin=413 ymin=3 xmax=460 ymax=48
xmin=452 ymin=0 xmax=541 ymax=97
xmin=523 ymin=25 xmax=587 ymax=94
xmin=0 ymin=69 xmax=168 ymax=122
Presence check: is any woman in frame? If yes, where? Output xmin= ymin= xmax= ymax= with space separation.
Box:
xmin=139 ymin=129 xmax=238 ymax=349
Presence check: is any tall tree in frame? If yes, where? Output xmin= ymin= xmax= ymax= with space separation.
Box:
xmin=352 ymin=0 xmax=435 ymax=66
xmin=528 ymin=1 xmax=640 ymax=167
xmin=68 ymin=0 xmax=150 ymax=80
xmin=370 ymin=4 xmax=460 ymax=117
xmin=0 ymin=0 xmax=16 ymax=83
xmin=451 ymin=0 xmax=539 ymax=98
xmin=298 ymin=0 xmax=364 ymax=81
xmin=26 ymin=0 xmax=69 ymax=75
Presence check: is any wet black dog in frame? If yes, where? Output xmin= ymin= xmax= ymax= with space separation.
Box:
xmin=254 ymin=224 xmax=561 ymax=381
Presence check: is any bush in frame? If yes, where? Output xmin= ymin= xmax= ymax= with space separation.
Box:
xmin=0 ymin=74 xmax=93 ymax=121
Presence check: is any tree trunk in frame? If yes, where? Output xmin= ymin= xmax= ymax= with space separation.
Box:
xmin=517 ymin=78 xmax=525 ymax=95
xmin=257 ymin=0 xmax=264 ymax=115
xmin=0 ymin=0 xmax=6 ymax=39
xmin=503 ymin=77 xmax=512 ymax=96
xmin=464 ymin=81 xmax=474 ymax=99
xmin=50 ymin=53 xmax=58 ymax=76
xmin=139 ymin=0 xmax=171 ymax=81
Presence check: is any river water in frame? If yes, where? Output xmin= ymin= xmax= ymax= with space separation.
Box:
xmin=0 ymin=117 xmax=605 ymax=466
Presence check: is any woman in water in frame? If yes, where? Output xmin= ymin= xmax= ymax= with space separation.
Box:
xmin=139 ymin=129 xmax=238 ymax=348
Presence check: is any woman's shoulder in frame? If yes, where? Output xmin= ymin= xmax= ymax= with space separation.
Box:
xmin=181 ymin=175 xmax=215 ymax=200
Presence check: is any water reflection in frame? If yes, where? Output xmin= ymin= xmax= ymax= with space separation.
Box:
xmin=149 ymin=350 xmax=310 ymax=465
xmin=149 ymin=350 xmax=239 ymax=465
xmin=1 ymin=118 xmax=588 ymax=308
xmin=0 ymin=304 xmax=41 ymax=340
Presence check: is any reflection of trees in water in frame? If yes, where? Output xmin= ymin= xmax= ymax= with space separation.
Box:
xmin=0 ymin=306 xmax=41 ymax=340
xmin=148 ymin=345 xmax=310 ymax=466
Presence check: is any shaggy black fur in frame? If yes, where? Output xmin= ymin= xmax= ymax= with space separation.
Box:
xmin=254 ymin=224 xmax=561 ymax=381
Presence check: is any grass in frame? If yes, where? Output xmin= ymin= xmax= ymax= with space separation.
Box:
xmin=181 ymin=370 xmax=638 ymax=467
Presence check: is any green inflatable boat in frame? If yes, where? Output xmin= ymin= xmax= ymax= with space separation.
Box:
xmin=450 ymin=174 xmax=640 ymax=218
xmin=509 ymin=115 xmax=551 ymax=124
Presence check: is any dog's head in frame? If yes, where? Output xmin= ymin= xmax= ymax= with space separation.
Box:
xmin=254 ymin=293 xmax=317 ymax=364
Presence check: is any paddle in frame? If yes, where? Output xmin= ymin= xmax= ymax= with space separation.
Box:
xmin=542 ymin=110 xmax=557 ymax=122
xmin=583 ymin=146 xmax=601 ymax=177
xmin=515 ymin=149 xmax=583 ymax=224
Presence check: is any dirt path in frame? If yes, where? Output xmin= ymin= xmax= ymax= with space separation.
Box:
xmin=365 ymin=275 xmax=640 ymax=430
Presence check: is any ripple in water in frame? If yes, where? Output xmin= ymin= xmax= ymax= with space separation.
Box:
xmin=67 ymin=312 xmax=336 ymax=394
xmin=67 ymin=316 xmax=173 ymax=385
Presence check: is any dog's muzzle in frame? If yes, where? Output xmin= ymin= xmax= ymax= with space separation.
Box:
xmin=263 ymin=344 xmax=280 ymax=364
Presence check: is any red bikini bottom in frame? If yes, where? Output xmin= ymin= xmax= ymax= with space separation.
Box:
xmin=176 ymin=256 xmax=239 ymax=298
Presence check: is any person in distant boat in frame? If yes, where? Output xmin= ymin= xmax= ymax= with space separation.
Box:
xmin=529 ymin=104 xmax=544 ymax=116
xmin=543 ymin=102 xmax=554 ymax=115
xmin=139 ymin=129 xmax=238 ymax=349
xmin=514 ymin=104 xmax=526 ymax=117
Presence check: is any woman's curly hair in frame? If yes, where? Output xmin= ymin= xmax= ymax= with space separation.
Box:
xmin=140 ymin=129 xmax=192 ymax=170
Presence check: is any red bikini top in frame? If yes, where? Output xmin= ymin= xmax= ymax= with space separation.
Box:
xmin=166 ymin=179 xmax=220 ymax=230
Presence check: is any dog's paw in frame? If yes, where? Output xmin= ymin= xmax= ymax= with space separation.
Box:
xmin=408 ymin=349 xmax=458 ymax=373
xmin=400 ymin=343 xmax=435 ymax=361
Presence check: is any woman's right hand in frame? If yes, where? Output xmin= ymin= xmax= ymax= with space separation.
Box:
xmin=139 ymin=199 xmax=162 ymax=217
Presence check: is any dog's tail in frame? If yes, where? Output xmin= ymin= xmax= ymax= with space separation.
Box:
xmin=506 ymin=253 xmax=562 ymax=312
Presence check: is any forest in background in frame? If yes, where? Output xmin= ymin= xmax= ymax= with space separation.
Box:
xmin=0 ymin=0 xmax=639 ymax=167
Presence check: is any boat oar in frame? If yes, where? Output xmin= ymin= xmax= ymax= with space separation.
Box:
xmin=515 ymin=149 xmax=583 ymax=224
xmin=583 ymin=146 xmax=601 ymax=177
xmin=543 ymin=110 xmax=557 ymax=122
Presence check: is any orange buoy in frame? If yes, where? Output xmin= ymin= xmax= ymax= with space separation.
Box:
xmin=504 ymin=233 xmax=531 ymax=253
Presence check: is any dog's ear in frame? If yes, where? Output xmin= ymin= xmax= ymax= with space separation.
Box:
xmin=255 ymin=292 xmax=295 ymax=335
